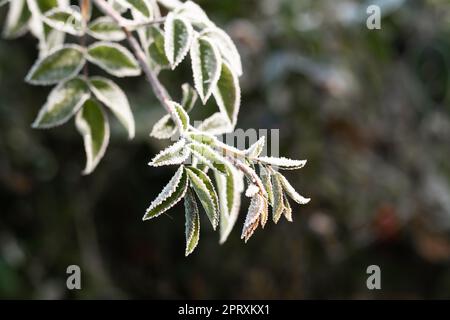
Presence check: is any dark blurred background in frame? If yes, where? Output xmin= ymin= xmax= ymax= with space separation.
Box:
xmin=1 ymin=0 xmax=450 ymax=299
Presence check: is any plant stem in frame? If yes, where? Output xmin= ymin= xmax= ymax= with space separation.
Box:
xmin=92 ymin=0 xmax=179 ymax=126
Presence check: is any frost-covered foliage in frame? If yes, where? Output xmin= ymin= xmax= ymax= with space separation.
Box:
xmin=1 ymin=0 xmax=310 ymax=256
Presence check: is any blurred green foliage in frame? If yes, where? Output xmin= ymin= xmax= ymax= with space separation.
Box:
xmin=1 ymin=0 xmax=450 ymax=299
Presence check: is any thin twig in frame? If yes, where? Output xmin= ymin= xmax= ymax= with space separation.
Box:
xmin=92 ymin=0 xmax=179 ymax=126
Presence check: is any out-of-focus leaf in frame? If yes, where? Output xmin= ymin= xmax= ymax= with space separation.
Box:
xmin=42 ymin=7 xmax=84 ymax=36
xmin=75 ymin=99 xmax=110 ymax=175
xmin=88 ymin=17 xmax=126 ymax=41
xmin=32 ymin=77 xmax=90 ymax=128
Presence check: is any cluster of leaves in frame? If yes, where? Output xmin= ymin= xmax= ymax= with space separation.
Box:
xmin=1 ymin=0 xmax=310 ymax=256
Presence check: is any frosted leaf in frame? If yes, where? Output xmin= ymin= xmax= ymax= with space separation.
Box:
xmin=2 ymin=0 xmax=30 ymax=39
xmin=246 ymin=136 xmax=265 ymax=159
xmin=75 ymin=99 xmax=110 ymax=175
xmin=186 ymin=166 xmax=219 ymax=230
xmin=202 ymin=27 xmax=243 ymax=76
xmin=259 ymin=165 xmax=273 ymax=206
xmin=241 ymin=194 xmax=264 ymax=243
xmin=196 ymin=112 xmax=233 ymax=135
xmin=213 ymin=62 xmax=240 ymax=128
xmin=181 ymin=83 xmax=197 ymax=113
xmin=87 ymin=42 xmax=141 ymax=78
xmin=32 ymin=77 xmax=90 ymax=128
xmin=168 ymin=100 xmax=189 ymax=132
xmin=122 ymin=0 xmax=153 ymax=19
xmin=150 ymin=114 xmax=177 ymax=140
xmin=260 ymin=196 xmax=269 ymax=228
xmin=184 ymin=188 xmax=200 ymax=256
xmin=26 ymin=45 xmax=86 ymax=86
xmin=143 ymin=165 xmax=188 ymax=220
xmin=257 ymin=156 xmax=307 ymax=170
xmin=164 ymin=12 xmax=193 ymax=69
xmin=283 ymin=194 xmax=293 ymax=222
xmin=42 ymin=7 xmax=84 ymax=36
xmin=271 ymin=173 xmax=284 ymax=224
xmin=174 ymin=1 xmax=214 ymax=29
xmin=89 ymin=77 xmax=135 ymax=139
xmin=216 ymin=165 xmax=244 ymax=244
xmin=187 ymin=142 xmax=229 ymax=175
xmin=276 ymin=172 xmax=311 ymax=205
xmin=149 ymin=139 xmax=190 ymax=167
xmin=190 ymin=35 xmax=222 ymax=104
xmin=88 ymin=17 xmax=126 ymax=41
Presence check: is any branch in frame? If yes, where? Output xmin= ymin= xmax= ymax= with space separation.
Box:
xmin=92 ymin=0 xmax=180 ymax=128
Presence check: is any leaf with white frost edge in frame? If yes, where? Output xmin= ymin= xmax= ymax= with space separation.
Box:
xmin=184 ymin=188 xmax=200 ymax=256
xmin=215 ymin=165 xmax=244 ymax=244
xmin=149 ymin=139 xmax=190 ymax=167
xmin=88 ymin=17 xmax=126 ymax=42
xmin=148 ymin=27 xmax=170 ymax=67
xmin=257 ymin=156 xmax=307 ymax=170
xmin=202 ymin=27 xmax=243 ymax=76
xmin=164 ymin=13 xmax=193 ymax=69
xmin=276 ymin=172 xmax=311 ymax=205
xmin=187 ymin=142 xmax=229 ymax=175
xmin=42 ymin=7 xmax=84 ymax=36
xmin=32 ymin=77 xmax=90 ymax=128
xmin=26 ymin=45 xmax=86 ymax=85
xmin=2 ymin=0 xmax=30 ymax=39
xmin=213 ymin=62 xmax=240 ymax=128
xmin=169 ymin=101 xmax=189 ymax=132
xmin=150 ymin=114 xmax=177 ymax=139
xmin=89 ymin=77 xmax=135 ymax=139
xmin=87 ymin=42 xmax=141 ymax=78
xmin=75 ymin=99 xmax=110 ymax=175
xmin=241 ymin=194 xmax=264 ymax=242
xmin=186 ymin=166 xmax=219 ymax=229
xmin=283 ymin=194 xmax=293 ymax=222
xmin=271 ymin=173 xmax=284 ymax=223
xmin=190 ymin=35 xmax=222 ymax=104
xmin=197 ymin=112 xmax=233 ymax=135
xmin=259 ymin=165 xmax=274 ymax=206
xmin=260 ymin=196 xmax=269 ymax=228
xmin=143 ymin=165 xmax=188 ymax=220
xmin=181 ymin=83 xmax=197 ymax=113
xmin=246 ymin=136 xmax=265 ymax=159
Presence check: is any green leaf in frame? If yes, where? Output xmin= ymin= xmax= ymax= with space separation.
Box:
xmin=89 ymin=76 xmax=135 ymax=139
xmin=259 ymin=165 xmax=273 ymax=206
xmin=213 ymin=62 xmax=240 ymax=128
xmin=26 ymin=45 xmax=86 ymax=85
xmin=170 ymin=101 xmax=189 ymax=132
xmin=184 ymin=188 xmax=200 ymax=256
xmin=271 ymin=173 xmax=284 ymax=223
xmin=143 ymin=165 xmax=189 ymax=220
xmin=147 ymin=26 xmax=170 ymax=67
xmin=202 ymin=27 xmax=243 ymax=76
xmin=187 ymin=142 xmax=229 ymax=175
xmin=215 ymin=165 xmax=244 ymax=244
xmin=190 ymin=35 xmax=222 ymax=104
xmin=32 ymin=77 xmax=90 ymax=128
xmin=164 ymin=12 xmax=193 ymax=69
xmin=123 ymin=0 xmax=152 ymax=18
xmin=2 ymin=0 xmax=31 ymax=39
xmin=87 ymin=16 xmax=126 ymax=41
xmin=87 ymin=42 xmax=141 ymax=77
xmin=246 ymin=136 xmax=265 ymax=159
xmin=75 ymin=99 xmax=110 ymax=175
xmin=42 ymin=7 xmax=84 ymax=36
xmin=181 ymin=83 xmax=197 ymax=113
xmin=186 ymin=166 xmax=219 ymax=230
xmin=197 ymin=112 xmax=232 ymax=135
xmin=276 ymin=172 xmax=311 ymax=205
xmin=149 ymin=139 xmax=190 ymax=167
xmin=150 ymin=114 xmax=177 ymax=140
